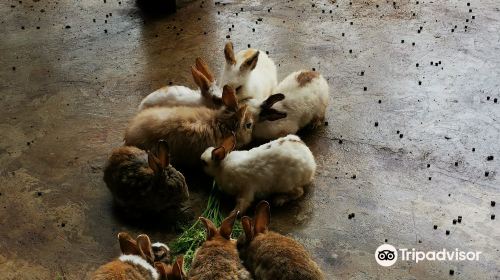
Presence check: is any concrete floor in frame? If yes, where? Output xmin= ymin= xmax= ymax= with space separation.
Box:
xmin=1 ymin=0 xmax=499 ymax=279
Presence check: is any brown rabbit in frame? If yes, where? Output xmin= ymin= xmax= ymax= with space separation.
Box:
xmin=155 ymin=255 xmax=187 ymax=280
xmin=237 ymin=201 xmax=324 ymax=280
xmin=92 ymin=232 xmax=160 ymax=280
xmin=188 ymin=211 xmax=253 ymax=280
xmin=103 ymin=140 xmax=189 ymax=216
xmin=125 ymin=85 xmax=254 ymax=167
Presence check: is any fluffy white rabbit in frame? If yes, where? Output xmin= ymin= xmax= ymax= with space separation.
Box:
xmin=247 ymin=70 xmax=329 ymax=140
xmin=219 ymin=42 xmax=277 ymax=102
xmin=200 ymin=134 xmax=316 ymax=213
xmin=138 ymin=58 xmax=222 ymax=111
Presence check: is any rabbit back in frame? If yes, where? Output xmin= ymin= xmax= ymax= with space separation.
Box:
xmin=138 ymin=85 xmax=203 ymax=111
xmin=218 ymin=135 xmax=316 ymax=196
xmin=253 ymin=71 xmax=328 ymax=140
xmin=103 ymin=146 xmax=188 ymax=213
xmin=189 ymin=241 xmax=252 ymax=280
xmin=92 ymin=259 xmax=157 ymax=280
xmin=244 ymin=232 xmax=323 ymax=280
xmin=124 ymin=106 xmax=224 ymax=166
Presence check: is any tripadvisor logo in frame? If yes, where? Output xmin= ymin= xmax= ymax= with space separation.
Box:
xmin=375 ymin=244 xmax=481 ymax=267
xmin=375 ymin=244 xmax=398 ymax=267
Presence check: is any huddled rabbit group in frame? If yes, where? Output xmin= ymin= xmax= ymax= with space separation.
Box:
xmin=98 ymin=42 xmax=329 ymax=279
xmin=93 ymin=201 xmax=324 ymax=280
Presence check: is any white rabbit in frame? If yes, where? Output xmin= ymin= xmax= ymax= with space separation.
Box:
xmin=247 ymin=70 xmax=329 ymax=140
xmin=138 ymin=58 xmax=223 ymax=111
xmin=219 ymin=42 xmax=277 ymax=102
xmin=200 ymin=134 xmax=316 ymax=213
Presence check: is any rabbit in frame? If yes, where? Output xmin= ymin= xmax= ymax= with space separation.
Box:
xmin=200 ymin=134 xmax=316 ymax=213
xmin=155 ymin=255 xmax=187 ymax=280
xmin=125 ymin=85 xmax=254 ymax=167
xmin=247 ymin=70 xmax=329 ymax=141
xmin=219 ymin=41 xmax=277 ymax=102
xmin=92 ymin=232 xmax=161 ymax=280
xmin=151 ymin=242 xmax=171 ymax=264
xmin=237 ymin=201 xmax=324 ymax=280
xmin=103 ymin=140 xmax=189 ymax=215
xmin=138 ymin=58 xmax=223 ymax=111
xmin=188 ymin=211 xmax=253 ymax=280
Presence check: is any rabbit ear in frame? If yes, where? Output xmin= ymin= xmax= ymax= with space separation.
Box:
xmin=220 ymin=210 xmax=239 ymax=240
xmin=261 ymin=93 xmax=285 ymax=109
xmin=118 ymin=232 xmax=140 ymax=255
xmin=240 ymin=51 xmax=259 ymax=72
xmin=157 ymin=140 xmax=170 ymax=168
xmin=195 ymin=57 xmax=215 ymax=82
xmin=224 ymin=42 xmax=237 ymax=65
xmin=241 ymin=216 xmax=254 ymax=241
xmin=211 ymin=134 xmax=235 ymax=161
xmin=172 ymin=255 xmax=185 ymax=279
xmin=191 ymin=65 xmax=202 ymax=87
xmin=259 ymin=108 xmax=287 ymax=122
xmin=136 ymin=234 xmax=155 ymax=264
xmin=148 ymin=151 xmax=161 ymax=174
xmin=191 ymin=66 xmax=211 ymax=95
xmin=236 ymin=104 xmax=248 ymax=122
xmin=154 ymin=262 xmax=171 ymax=280
xmin=254 ymin=201 xmax=271 ymax=235
xmin=222 ymin=85 xmax=238 ymax=110
xmin=211 ymin=146 xmax=227 ymax=161
xmin=221 ymin=133 xmax=236 ymax=154
xmin=199 ymin=217 xmax=218 ymax=240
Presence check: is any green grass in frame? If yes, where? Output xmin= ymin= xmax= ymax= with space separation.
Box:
xmin=169 ymin=182 xmax=242 ymax=271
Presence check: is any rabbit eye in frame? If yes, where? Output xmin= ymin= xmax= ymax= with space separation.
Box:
xmin=245 ymin=122 xmax=252 ymax=129
xmin=235 ymin=86 xmax=243 ymax=92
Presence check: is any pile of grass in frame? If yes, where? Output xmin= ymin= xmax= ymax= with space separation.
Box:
xmin=169 ymin=182 xmax=242 ymax=270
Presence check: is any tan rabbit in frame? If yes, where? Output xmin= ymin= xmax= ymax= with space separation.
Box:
xmin=154 ymin=255 xmax=187 ymax=280
xmin=125 ymin=86 xmax=254 ymax=167
xmin=237 ymin=201 xmax=324 ymax=280
xmin=92 ymin=232 xmax=160 ymax=280
xmin=188 ymin=211 xmax=253 ymax=280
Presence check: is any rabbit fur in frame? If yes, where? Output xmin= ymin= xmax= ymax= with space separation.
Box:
xmin=219 ymin=42 xmax=277 ymax=103
xmin=200 ymin=134 xmax=316 ymax=213
xmin=237 ymin=201 xmax=324 ymax=280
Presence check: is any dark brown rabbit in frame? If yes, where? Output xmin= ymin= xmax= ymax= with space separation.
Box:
xmin=103 ymin=140 xmax=189 ymax=216
xmin=237 ymin=201 xmax=324 ymax=280
xmin=188 ymin=211 xmax=252 ymax=280
xmin=124 ymin=85 xmax=254 ymax=167
xmin=92 ymin=233 xmax=160 ymax=280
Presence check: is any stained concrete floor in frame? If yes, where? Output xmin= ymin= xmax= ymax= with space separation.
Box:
xmin=1 ymin=0 xmax=500 ymax=279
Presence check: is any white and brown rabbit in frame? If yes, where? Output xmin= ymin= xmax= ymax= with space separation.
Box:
xmin=103 ymin=140 xmax=189 ymax=215
xmin=219 ymin=42 xmax=277 ymax=102
xmin=125 ymin=85 xmax=254 ymax=167
xmin=247 ymin=70 xmax=329 ymax=140
xmin=188 ymin=211 xmax=253 ymax=280
xmin=237 ymin=201 xmax=324 ymax=280
xmin=200 ymin=134 xmax=316 ymax=213
xmin=138 ymin=58 xmax=223 ymax=111
xmin=93 ymin=232 xmax=162 ymax=280
xmin=154 ymin=255 xmax=187 ymax=280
